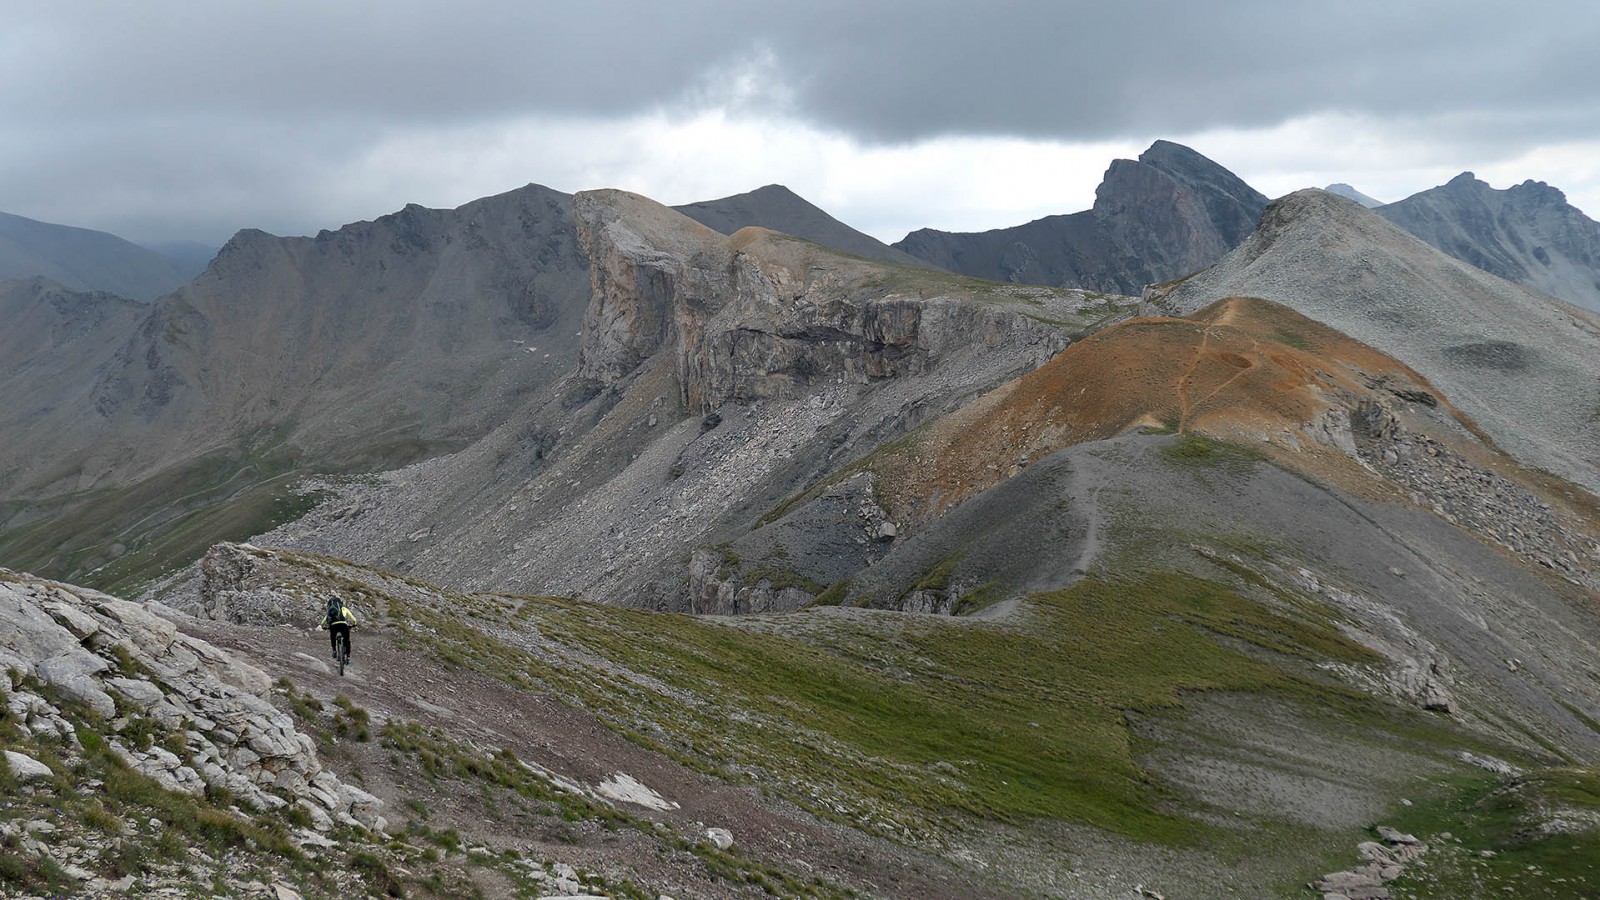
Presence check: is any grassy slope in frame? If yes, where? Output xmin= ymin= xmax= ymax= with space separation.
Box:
xmin=272 ymin=546 xmax=1493 ymax=860
xmin=0 ymin=427 xmax=449 ymax=595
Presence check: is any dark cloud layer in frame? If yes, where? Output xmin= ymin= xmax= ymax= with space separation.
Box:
xmin=2 ymin=0 xmax=1595 ymax=241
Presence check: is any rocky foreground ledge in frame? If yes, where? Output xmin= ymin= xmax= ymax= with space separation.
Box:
xmin=0 ymin=567 xmax=384 ymax=833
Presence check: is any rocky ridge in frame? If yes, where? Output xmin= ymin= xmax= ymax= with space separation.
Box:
xmin=1378 ymin=172 xmax=1600 ymax=311
xmin=0 ymin=182 xmax=592 ymax=592
xmin=1146 ymin=188 xmax=1600 ymax=496
xmin=1349 ymin=400 xmax=1600 ymax=591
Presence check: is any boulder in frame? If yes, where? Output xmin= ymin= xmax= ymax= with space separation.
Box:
xmin=3 ymin=750 xmax=53 ymax=781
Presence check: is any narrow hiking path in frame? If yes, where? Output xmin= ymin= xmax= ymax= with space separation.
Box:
xmin=187 ymin=616 xmax=1005 ymax=900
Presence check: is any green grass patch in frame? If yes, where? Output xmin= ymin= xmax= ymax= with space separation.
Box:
xmin=1158 ymin=433 xmax=1262 ymax=475
xmin=1271 ymin=327 xmax=1311 ymax=350
xmin=382 ymin=559 xmax=1387 ymax=845
xmin=0 ymin=423 xmax=459 ymax=594
xmin=1383 ymin=767 xmax=1600 ymax=897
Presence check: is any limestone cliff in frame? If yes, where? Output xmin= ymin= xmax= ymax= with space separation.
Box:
xmin=574 ymin=189 xmax=1082 ymax=414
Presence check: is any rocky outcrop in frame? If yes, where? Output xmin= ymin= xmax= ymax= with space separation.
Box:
xmin=1312 ymin=827 xmax=1429 ymax=900
xmin=1348 ymin=401 xmax=1598 ymax=591
xmin=574 ymin=189 xmax=1079 ymax=414
xmin=0 ymin=568 xmax=384 ymax=833
xmin=893 ymin=140 xmax=1268 ymax=293
xmin=1378 ymin=172 xmax=1600 ymax=311
xmin=193 ymin=542 xmax=326 ymax=627
xmin=686 ymin=549 xmax=817 ymax=615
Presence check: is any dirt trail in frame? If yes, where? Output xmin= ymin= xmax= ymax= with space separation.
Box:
xmin=188 ymin=617 xmax=1005 ymax=900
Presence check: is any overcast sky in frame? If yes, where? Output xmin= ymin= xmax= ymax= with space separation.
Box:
xmin=3 ymin=0 xmax=1597 ymax=246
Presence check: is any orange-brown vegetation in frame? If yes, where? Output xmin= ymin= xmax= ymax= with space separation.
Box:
xmin=873 ymin=296 xmax=1461 ymax=522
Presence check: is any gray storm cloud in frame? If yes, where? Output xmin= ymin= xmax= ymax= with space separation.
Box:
xmin=2 ymin=0 xmax=1596 ymax=241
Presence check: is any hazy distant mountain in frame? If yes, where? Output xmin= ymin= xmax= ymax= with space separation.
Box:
xmin=673 ymin=184 xmax=934 ymax=268
xmin=892 ymin=140 xmax=1269 ymax=293
xmin=1324 ymin=183 xmax=1384 ymax=207
xmin=140 ymin=239 xmax=221 ymax=279
xmin=0 ymin=210 xmax=196 ymax=301
xmin=0 ymin=184 xmax=592 ymax=589
xmin=1376 ymin=172 xmax=1600 ymax=311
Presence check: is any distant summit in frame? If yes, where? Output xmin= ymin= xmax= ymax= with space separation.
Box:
xmin=0 ymin=210 xmax=196 ymax=301
xmin=1376 ymin=172 xmax=1600 ymax=311
xmin=1324 ymin=183 xmax=1384 ymax=208
xmin=673 ymin=184 xmax=934 ymax=268
xmin=892 ymin=140 xmax=1268 ymax=294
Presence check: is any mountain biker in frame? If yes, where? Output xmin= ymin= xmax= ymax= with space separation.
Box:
xmin=320 ymin=595 xmax=358 ymax=662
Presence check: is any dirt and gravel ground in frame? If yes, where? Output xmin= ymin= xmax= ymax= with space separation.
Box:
xmin=186 ymin=614 xmax=1011 ymax=900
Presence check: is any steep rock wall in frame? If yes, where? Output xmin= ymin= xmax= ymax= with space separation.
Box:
xmin=574 ymin=190 xmax=1073 ymax=414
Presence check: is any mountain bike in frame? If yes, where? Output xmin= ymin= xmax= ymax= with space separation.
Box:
xmin=333 ymin=628 xmax=350 ymax=677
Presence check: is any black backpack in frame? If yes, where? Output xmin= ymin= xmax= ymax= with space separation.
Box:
xmin=326 ymin=597 xmax=342 ymax=623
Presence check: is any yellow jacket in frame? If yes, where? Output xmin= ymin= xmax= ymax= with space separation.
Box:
xmin=324 ymin=603 xmax=358 ymax=628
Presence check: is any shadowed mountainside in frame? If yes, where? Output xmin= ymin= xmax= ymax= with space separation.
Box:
xmin=0 ymin=184 xmax=592 ymax=592
xmin=1377 ymin=171 xmax=1600 ymax=311
xmin=0 ymin=209 xmax=197 ymax=302
xmin=893 ymin=140 xmax=1268 ymax=293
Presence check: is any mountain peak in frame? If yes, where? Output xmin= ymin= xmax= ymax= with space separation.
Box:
xmin=1377 ymin=172 xmax=1600 ymax=311
xmin=1137 ymin=139 xmax=1211 ymax=168
xmin=673 ymin=184 xmax=931 ymax=268
xmin=1512 ymin=178 xmax=1568 ymax=206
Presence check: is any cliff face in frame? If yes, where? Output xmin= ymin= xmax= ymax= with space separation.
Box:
xmin=893 ymin=140 xmax=1268 ymax=293
xmin=574 ymin=189 xmax=1079 ymax=414
xmin=254 ymin=189 xmax=1127 ymax=609
xmin=1378 ymin=172 xmax=1600 ymax=311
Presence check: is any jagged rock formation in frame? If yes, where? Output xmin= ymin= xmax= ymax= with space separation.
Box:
xmin=893 ymin=140 xmax=1268 ymax=293
xmin=577 ymin=189 xmax=1075 ymax=411
xmin=0 ymin=567 xmax=384 ymax=831
xmin=1377 ymin=172 xmax=1600 ymax=311
xmin=674 ymin=183 xmax=933 ymax=269
xmin=1147 ymin=188 xmax=1600 ymax=495
xmin=0 ymin=209 xmax=197 ymax=302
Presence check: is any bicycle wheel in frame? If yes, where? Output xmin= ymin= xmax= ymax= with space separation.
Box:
xmin=336 ymin=632 xmax=348 ymax=677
